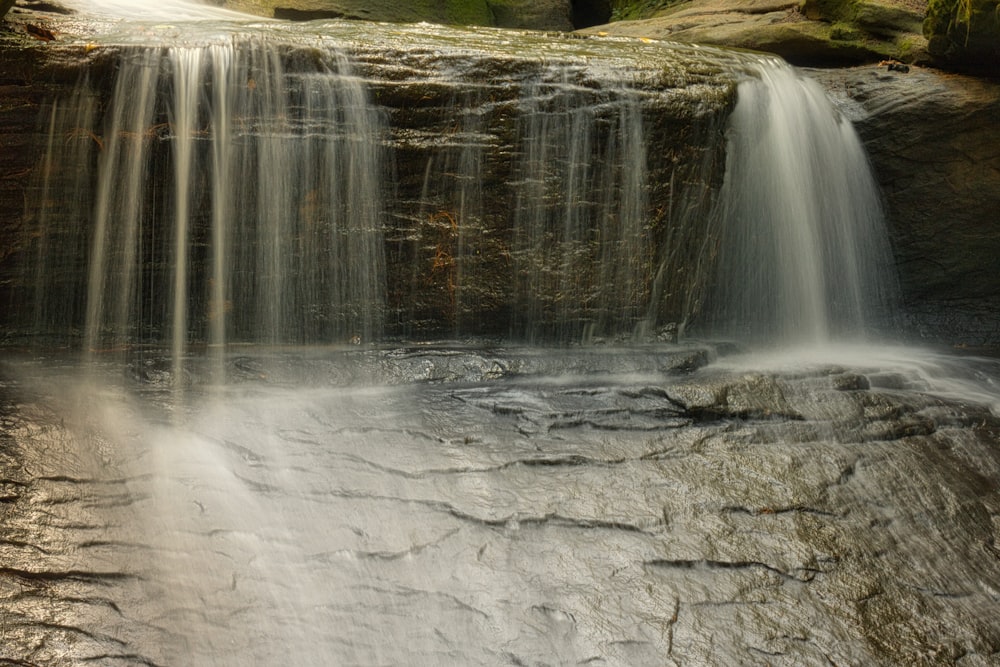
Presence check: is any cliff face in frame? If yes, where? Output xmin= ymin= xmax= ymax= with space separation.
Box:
xmin=2 ymin=5 xmax=998 ymax=347
xmin=0 ymin=26 xmax=79 ymax=276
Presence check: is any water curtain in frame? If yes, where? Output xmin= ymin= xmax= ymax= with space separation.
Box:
xmin=19 ymin=28 xmax=895 ymax=353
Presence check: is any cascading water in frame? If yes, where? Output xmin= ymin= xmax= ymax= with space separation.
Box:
xmin=18 ymin=23 xmax=736 ymax=348
xmin=3 ymin=7 xmax=1000 ymax=667
xmin=29 ymin=39 xmax=388 ymax=364
xmin=26 ymin=38 xmax=900 ymax=351
xmin=509 ymin=77 xmax=650 ymax=342
xmin=706 ymin=59 xmax=898 ymax=344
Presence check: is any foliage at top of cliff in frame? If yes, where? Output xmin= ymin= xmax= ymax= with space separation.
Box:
xmin=923 ymin=0 xmax=1000 ymax=74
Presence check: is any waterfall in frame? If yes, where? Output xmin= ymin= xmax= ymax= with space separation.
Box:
xmin=508 ymin=76 xmax=650 ymax=342
xmin=706 ymin=58 xmax=898 ymax=344
xmin=14 ymin=24 xmax=899 ymax=355
xmin=31 ymin=40 xmax=388 ymax=362
xmin=13 ymin=19 xmax=995 ymax=667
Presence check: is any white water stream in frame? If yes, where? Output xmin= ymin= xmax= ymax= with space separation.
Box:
xmin=709 ymin=58 xmax=897 ymax=344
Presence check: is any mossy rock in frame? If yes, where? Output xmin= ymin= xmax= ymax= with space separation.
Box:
xmin=924 ymin=0 xmax=1000 ymax=74
xmin=610 ymin=0 xmax=685 ymax=20
xmin=486 ymin=0 xmax=575 ymax=30
xmin=676 ymin=19 xmax=891 ymax=64
xmin=830 ymin=20 xmax=863 ymax=39
xmin=1 ymin=0 xmax=15 ymax=21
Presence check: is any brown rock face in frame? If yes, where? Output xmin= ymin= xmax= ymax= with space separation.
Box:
xmin=2 ymin=7 xmax=998 ymax=347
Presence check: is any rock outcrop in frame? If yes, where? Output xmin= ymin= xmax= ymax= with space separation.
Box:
xmin=582 ymin=0 xmax=931 ymax=66
xmin=2 ymin=4 xmax=999 ymax=348
xmin=0 ymin=10 xmax=738 ymax=344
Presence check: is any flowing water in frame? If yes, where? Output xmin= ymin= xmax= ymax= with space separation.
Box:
xmin=2 ymin=3 xmax=999 ymax=666
xmin=707 ymin=59 xmax=898 ymax=344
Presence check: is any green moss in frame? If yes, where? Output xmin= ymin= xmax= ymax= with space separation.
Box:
xmin=893 ymin=34 xmax=917 ymax=57
xmin=854 ymin=2 xmax=924 ymax=34
xmin=830 ymin=21 xmax=863 ymax=39
xmin=800 ymin=0 xmax=857 ymax=22
xmin=403 ymin=0 xmax=493 ymax=25
xmin=442 ymin=0 xmax=494 ymax=25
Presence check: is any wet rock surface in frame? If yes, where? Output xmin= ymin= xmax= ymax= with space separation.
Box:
xmin=2 ymin=344 xmax=999 ymax=665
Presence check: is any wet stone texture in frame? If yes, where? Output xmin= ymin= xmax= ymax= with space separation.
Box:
xmin=1 ymin=345 xmax=999 ymax=665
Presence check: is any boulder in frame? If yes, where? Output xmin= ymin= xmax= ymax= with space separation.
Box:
xmin=582 ymin=0 xmax=930 ymax=66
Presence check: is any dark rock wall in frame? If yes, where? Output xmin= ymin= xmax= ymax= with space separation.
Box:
xmin=924 ymin=0 xmax=1000 ymax=76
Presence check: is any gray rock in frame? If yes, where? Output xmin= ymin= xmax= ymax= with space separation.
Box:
xmin=2 ymin=348 xmax=999 ymax=664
